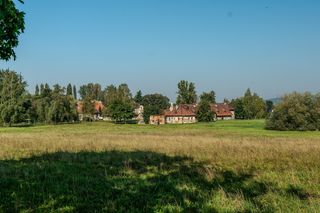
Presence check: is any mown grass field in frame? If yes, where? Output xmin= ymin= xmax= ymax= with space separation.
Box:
xmin=1 ymin=120 xmax=320 ymax=212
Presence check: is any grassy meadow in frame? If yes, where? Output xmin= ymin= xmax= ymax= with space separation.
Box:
xmin=1 ymin=120 xmax=320 ymax=212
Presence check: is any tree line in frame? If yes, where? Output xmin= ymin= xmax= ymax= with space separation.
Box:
xmin=0 ymin=69 xmax=272 ymax=126
xmin=0 ymin=70 xmax=78 ymax=126
xmin=231 ymin=89 xmax=271 ymax=120
xmin=1 ymin=69 xmax=319 ymax=130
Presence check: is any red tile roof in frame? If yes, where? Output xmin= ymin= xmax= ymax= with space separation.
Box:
xmin=164 ymin=104 xmax=196 ymax=117
xmin=163 ymin=103 xmax=234 ymax=118
xmin=211 ymin=103 xmax=234 ymax=117
xmin=77 ymin=101 xmax=105 ymax=114
xmin=94 ymin=101 xmax=104 ymax=112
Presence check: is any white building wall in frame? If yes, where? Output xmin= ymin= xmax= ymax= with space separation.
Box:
xmin=166 ymin=116 xmax=197 ymax=124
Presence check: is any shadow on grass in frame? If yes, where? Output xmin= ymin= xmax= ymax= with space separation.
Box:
xmin=286 ymin=185 xmax=320 ymax=200
xmin=0 ymin=151 xmax=291 ymax=212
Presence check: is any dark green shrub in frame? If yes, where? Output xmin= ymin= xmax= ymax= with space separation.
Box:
xmin=266 ymin=92 xmax=320 ymax=131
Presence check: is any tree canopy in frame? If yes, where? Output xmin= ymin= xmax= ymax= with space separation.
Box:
xmin=266 ymin=92 xmax=320 ymax=131
xmin=0 ymin=71 xmax=79 ymax=126
xmin=141 ymin=94 xmax=170 ymax=124
xmin=32 ymin=83 xmax=78 ymax=124
xmin=79 ymin=83 xmax=103 ymax=101
xmin=66 ymin=83 xmax=73 ymax=96
xmin=265 ymin=100 xmax=274 ymax=114
xmin=196 ymin=100 xmax=214 ymax=122
xmin=176 ymin=80 xmax=197 ymax=104
xmin=106 ymin=100 xmax=134 ymax=124
xmin=134 ymin=90 xmax=143 ymax=105
xmin=0 ymin=69 xmax=28 ymax=125
xmin=0 ymin=0 xmax=25 ymax=60
xmin=103 ymin=84 xmax=135 ymax=123
xmin=200 ymin=91 xmax=216 ymax=104
xmin=231 ymin=89 xmax=266 ymax=120
xmin=73 ymin=85 xmax=77 ymax=100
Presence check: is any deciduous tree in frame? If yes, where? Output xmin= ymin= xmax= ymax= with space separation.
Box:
xmin=196 ymin=100 xmax=214 ymax=122
xmin=0 ymin=0 xmax=25 ymax=60
xmin=82 ymin=96 xmax=95 ymax=116
xmin=103 ymin=84 xmax=117 ymax=106
xmin=141 ymin=94 xmax=170 ymax=124
xmin=106 ymin=100 xmax=134 ymax=124
xmin=231 ymin=98 xmax=245 ymax=119
xmin=231 ymin=89 xmax=266 ymax=120
xmin=79 ymin=83 xmax=103 ymax=101
xmin=0 ymin=69 xmax=28 ymax=125
xmin=266 ymin=92 xmax=320 ymax=131
xmin=266 ymin=100 xmax=274 ymax=114
xmin=176 ymin=80 xmax=197 ymax=104
xmin=200 ymin=91 xmax=216 ymax=104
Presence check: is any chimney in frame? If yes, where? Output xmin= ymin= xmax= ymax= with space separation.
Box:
xmin=170 ymin=103 xmax=174 ymax=111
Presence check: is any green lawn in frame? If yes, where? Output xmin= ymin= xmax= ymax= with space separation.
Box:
xmin=1 ymin=119 xmax=319 ymax=137
xmin=0 ymin=120 xmax=320 ymax=212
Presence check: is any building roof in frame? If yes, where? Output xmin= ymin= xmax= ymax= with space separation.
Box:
xmin=210 ymin=103 xmax=234 ymax=117
xmin=164 ymin=104 xmax=197 ymax=117
xmin=77 ymin=101 xmax=105 ymax=114
xmin=163 ymin=103 xmax=234 ymax=118
xmin=94 ymin=101 xmax=104 ymax=112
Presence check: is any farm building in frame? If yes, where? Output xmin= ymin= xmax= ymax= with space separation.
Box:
xmin=211 ymin=103 xmax=235 ymax=120
xmin=149 ymin=115 xmax=166 ymax=125
xmin=134 ymin=105 xmax=145 ymax=124
xmin=77 ymin=101 xmax=105 ymax=121
xmin=77 ymin=102 xmax=145 ymax=123
xmin=164 ymin=104 xmax=197 ymax=124
xmin=149 ymin=103 xmax=235 ymax=124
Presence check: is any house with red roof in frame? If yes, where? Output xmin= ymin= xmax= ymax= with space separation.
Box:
xmin=150 ymin=103 xmax=235 ymax=124
xmin=163 ymin=104 xmax=197 ymax=124
xmin=76 ymin=100 xmax=105 ymax=121
xmin=77 ymin=101 xmax=145 ymax=123
xmin=211 ymin=103 xmax=235 ymax=120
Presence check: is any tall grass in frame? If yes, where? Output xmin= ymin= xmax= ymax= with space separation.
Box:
xmin=0 ymin=120 xmax=320 ymax=212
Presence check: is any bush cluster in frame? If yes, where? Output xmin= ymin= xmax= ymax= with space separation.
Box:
xmin=266 ymin=92 xmax=320 ymax=131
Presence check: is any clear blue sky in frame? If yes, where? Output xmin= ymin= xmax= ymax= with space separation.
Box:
xmin=1 ymin=0 xmax=319 ymax=101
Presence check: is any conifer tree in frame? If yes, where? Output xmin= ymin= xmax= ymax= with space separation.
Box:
xmin=35 ymin=85 xmax=39 ymax=96
xmin=134 ymin=90 xmax=143 ymax=105
xmin=66 ymin=83 xmax=72 ymax=96
xmin=40 ymin=84 xmax=44 ymax=95
xmin=73 ymin=85 xmax=77 ymax=100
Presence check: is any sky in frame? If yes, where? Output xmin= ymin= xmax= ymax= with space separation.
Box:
xmin=1 ymin=0 xmax=320 ymax=102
